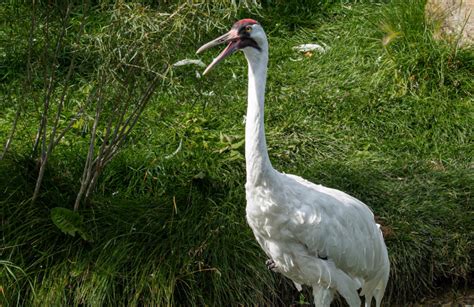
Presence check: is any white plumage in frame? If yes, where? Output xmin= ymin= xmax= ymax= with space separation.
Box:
xmin=197 ymin=19 xmax=390 ymax=307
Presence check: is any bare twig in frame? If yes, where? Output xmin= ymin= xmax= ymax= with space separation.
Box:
xmin=74 ymin=82 xmax=104 ymax=211
xmin=32 ymin=4 xmax=61 ymax=156
xmin=1 ymin=108 xmax=21 ymax=160
xmin=81 ymin=72 xmax=162 ymax=205
xmin=32 ymin=2 xmax=89 ymax=204
xmin=52 ymin=90 xmax=93 ymax=147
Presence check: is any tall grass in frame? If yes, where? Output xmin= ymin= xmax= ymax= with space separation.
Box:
xmin=1 ymin=0 xmax=472 ymax=305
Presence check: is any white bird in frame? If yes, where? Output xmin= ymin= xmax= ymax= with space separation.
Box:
xmin=197 ymin=19 xmax=390 ymax=307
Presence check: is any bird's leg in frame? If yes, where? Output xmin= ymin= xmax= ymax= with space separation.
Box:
xmin=265 ymin=258 xmax=277 ymax=271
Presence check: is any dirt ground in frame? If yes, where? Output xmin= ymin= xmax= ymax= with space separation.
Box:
xmin=411 ymin=288 xmax=474 ymax=306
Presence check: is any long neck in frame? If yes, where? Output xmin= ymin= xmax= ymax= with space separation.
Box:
xmin=244 ymin=47 xmax=273 ymax=186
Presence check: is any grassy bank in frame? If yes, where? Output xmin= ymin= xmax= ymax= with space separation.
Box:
xmin=1 ymin=0 xmax=473 ymax=305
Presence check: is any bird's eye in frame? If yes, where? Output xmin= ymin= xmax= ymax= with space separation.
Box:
xmin=245 ymin=26 xmax=252 ymax=33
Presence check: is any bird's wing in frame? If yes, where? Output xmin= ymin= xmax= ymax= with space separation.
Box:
xmin=278 ymin=173 xmax=387 ymax=280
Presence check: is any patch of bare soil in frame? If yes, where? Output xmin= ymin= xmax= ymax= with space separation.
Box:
xmin=411 ymin=288 xmax=474 ymax=307
xmin=426 ymin=0 xmax=474 ymax=46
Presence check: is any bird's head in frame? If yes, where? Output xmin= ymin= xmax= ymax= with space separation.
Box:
xmin=197 ymin=19 xmax=267 ymax=75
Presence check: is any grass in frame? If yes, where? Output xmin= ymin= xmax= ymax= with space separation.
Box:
xmin=1 ymin=0 xmax=473 ymax=305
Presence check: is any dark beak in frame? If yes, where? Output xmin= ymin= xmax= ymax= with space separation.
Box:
xmin=196 ymin=29 xmax=240 ymax=75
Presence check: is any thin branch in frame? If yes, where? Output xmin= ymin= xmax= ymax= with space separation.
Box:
xmin=52 ymin=91 xmax=93 ymax=147
xmin=32 ymin=2 xmax=83 ymax=204
xmin=26 ymin=0 xmax=36 ymax=86
xmin=74 ymin=82 xmax=104 ymax=211
xmin=46 ymin=0 xmax=88 ymax=151
xmin=32 ymin=6 xmax=52 ymax=155
xmin=1 ymin=108 xmax=21 ymax=160
xmin=82 ymin=69 xmax=163 ymax=205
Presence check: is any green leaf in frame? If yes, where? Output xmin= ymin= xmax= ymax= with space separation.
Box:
xmin=230 ymin=139 xmax=245 ymax=150
xmin=193 ymin=171 xmax=206 ymax=179
xmin=50 ymin=207 xmax=93 ymax=242
xmin=225 ymin=150 xmax=244 ymax=161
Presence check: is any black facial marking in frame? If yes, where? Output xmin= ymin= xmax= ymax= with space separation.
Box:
xmin=229 ymin=19 xmax=261 ymax=51
xmin=238 ymin=37 xmax=261 ymax=51
xmin=237 ymin=25 xmax=251 ymax=36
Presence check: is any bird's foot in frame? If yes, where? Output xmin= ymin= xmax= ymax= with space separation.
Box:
xmin=266 ymin=259 xmax=277 ymax=271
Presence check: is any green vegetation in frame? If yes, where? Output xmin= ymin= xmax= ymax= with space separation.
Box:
xmin=1 ymin=0 xmax=472 ymax=305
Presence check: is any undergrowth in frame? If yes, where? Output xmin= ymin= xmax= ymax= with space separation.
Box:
xmin=1 ymin=0 xmax=473 ymax=305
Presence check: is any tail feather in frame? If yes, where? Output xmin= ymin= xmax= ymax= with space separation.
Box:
xmin=312 ymin=286 xmax=334 ymax=307
xmin=360 ymin=264 xmax=389 ymax=307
